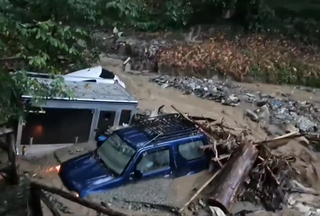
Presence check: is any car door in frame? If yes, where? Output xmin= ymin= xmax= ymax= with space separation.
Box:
xmin=133 ymin=146 xmax=173 ymax=181
xmin=174 ymin=138 xmax=210 ymax=177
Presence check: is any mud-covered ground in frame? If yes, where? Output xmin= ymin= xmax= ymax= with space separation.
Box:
xmin=2 ymin=56 xmax=320 ymax=216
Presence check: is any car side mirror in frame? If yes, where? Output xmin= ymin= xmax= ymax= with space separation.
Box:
xmin=96 ymin=135 xmax=108 ymax=148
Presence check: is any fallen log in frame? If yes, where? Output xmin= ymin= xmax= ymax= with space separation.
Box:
xmin=29 ymin=184 xmax=44 ymax=216
xmin=179 ymin=169 xmax=221 ymax=213
xmin=207 ymin=142 xmax=258 ymax=214
xmin=254 ymin=132 xmax=302 ymax=149
xmin=171 ymin=105 xmax=217 ymax=143
xmin=188 ymin=115 xmax=216 ymax=122
xmin=35 ymin=187 xmax=62 ymax=216
xmin=30 ymin=182 xmax=129 ymax=216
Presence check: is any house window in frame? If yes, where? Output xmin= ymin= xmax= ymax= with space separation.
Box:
xmin=119 ymin=110 xmax=131 ymax=125
xmin=178 ymin=140 xmax=204 ymax=160
xmin=136 ymin=149 xmax=170 ymax=173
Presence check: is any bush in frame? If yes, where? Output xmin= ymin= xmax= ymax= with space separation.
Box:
xmin=159 ymin=33 xmax=320 ymax=87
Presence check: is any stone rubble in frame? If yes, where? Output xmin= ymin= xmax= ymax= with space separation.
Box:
xmin=149 ymin=75 xmax=320 ymax=134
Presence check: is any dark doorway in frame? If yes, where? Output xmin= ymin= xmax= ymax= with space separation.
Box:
xmin=21 ymin=108 xmax=93 ymax=144
xmin=95 ymin=111 xmax=116 ymax=139
xmin=119 ymin=110 xmax=132 ymax=125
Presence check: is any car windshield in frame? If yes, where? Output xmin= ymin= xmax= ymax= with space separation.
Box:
xmin=97 ymin=133 xmax=135 ymax=175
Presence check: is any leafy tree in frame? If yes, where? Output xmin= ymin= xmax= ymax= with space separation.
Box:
xmin=0 ymin=0 xmax=100 ymax=123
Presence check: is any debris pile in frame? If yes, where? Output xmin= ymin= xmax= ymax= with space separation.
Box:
xmin=150 ymin=75 xmax=243 ymax=106
xmin=97 ymin=30 xmax=163 ymax=73
xmin=164 ymin=105 xmax=320 ymax=216
xmin=150 ymin=75 xmax=320 ymax=133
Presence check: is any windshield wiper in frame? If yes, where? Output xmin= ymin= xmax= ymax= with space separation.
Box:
xmin=93 ymin=151 xmax=106 ymax=167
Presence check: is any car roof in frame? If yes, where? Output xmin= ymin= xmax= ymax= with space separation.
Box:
xmin=63 ymin=76 xmax=113 ymax=83
xmin=117 ymin=114 xmax=202 ymax=150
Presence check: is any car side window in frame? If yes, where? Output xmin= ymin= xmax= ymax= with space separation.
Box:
xmin=136 ymin=149 xmax=170 ymax=173
xmin=178 ymin=140 xmax=204 ymax=160
xmin=100 ymin=69 xmax=115 ymax=79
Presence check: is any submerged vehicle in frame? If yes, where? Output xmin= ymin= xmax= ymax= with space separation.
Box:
xmin=16 ymin=66 xmax=126 ymax=89
xmin=58 ymin=114 xmax=211 ymax=198
xmin=64 ymin=66 xmax=126 ymax=89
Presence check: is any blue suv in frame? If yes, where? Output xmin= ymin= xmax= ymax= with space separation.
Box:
xmin=58 ymin=114 xmax=211 ymax=198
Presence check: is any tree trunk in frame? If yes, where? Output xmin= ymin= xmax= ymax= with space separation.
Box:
xmin=7 ymin=133 xmax=19 ymax=185
xmin=207 ymin=142 xmax=258 ymax=214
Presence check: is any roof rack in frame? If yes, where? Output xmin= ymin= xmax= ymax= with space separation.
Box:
xmin=134 ymin=113 xmax=200 ymax=144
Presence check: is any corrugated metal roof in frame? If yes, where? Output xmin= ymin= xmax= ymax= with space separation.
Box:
xmin=22 ymin=77 xmax=138 ymax=103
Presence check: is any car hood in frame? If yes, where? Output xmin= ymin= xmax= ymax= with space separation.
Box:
xmin=59 ymin=152 xmax=114 ymax=196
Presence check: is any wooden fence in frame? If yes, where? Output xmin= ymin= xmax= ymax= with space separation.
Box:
xmin=29 ymin=181 xmax=129 ymax=216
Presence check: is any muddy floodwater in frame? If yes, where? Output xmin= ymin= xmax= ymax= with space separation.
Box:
xmin=1 ymin=56 xmax=320 ymax=216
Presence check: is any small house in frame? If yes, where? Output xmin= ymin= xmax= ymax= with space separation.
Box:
xmin=15 ymin=78 xmax=138 ymax=155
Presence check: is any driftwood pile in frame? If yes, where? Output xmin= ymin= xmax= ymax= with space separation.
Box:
xmin=169 ymin=105 xmax=320 ymax=216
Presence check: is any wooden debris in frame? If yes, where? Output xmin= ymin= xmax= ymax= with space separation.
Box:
xmin=171 ymin=105 xmax=217 ymax=142
xmin=254 ymin=132 xmax=302 ymax=149
xmin=170 ymin=105 xmax=305 ymax=214
xmin=30 ymin=182 xmax=129 ymax=216
xmin=207 ymin=142 xmax=258 ymax=214
xmin=35 ymin=187 xmax=62 ymax=216
xmin=179 ymin=169 xmax=222 ymax=213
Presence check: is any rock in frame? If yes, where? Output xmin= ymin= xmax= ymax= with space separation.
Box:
xmin=221 ymin=94 xmax=239 ymax=106
xmin=256 ymin=105 xmax=270 ymax=122
xmin=255 ymin=99 xmax=268 ymax=107
xmin=296 ymin=116 xmax=317 ymax=132
xmin=198 ymin=199 xmax=206 ymax=207
xmin=284 ymin=124 xmax=299 ymax=133
xmin=113 ymin=27 xmax=119 ymax=34
xmin=149 ymin=75 xmax=320 ymax=137
xmin=161 ymin=83 xmax=169 ymax=89
xmin=245 ymin=109 xmax=259 ymax=122
xmin=263 ymin=124 xmax=284 ymax=136
xmin=197 ymin=209 xmax=211 ymax=216
xmin=284 ymin=124 xmax=310 ymax=147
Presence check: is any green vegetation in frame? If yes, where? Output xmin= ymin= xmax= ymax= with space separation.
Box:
xmin=0 ymin=0 xmax=99 ymax=122
xmin=1 ymin=0 xmax=320 ymax=122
